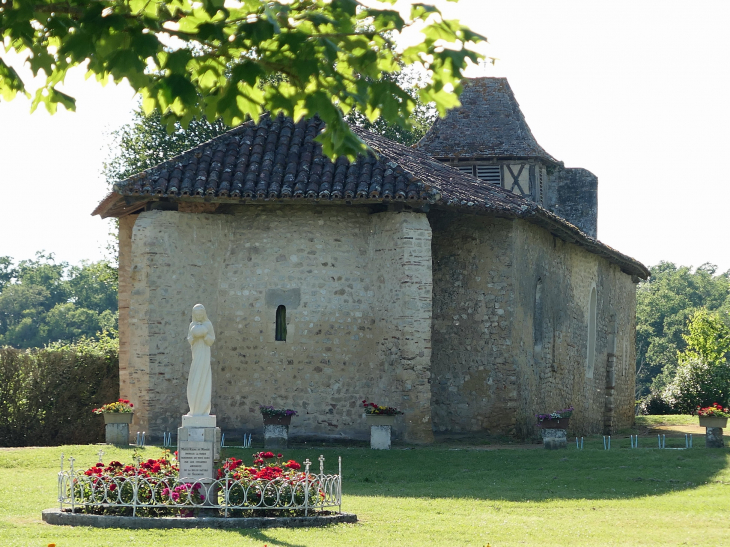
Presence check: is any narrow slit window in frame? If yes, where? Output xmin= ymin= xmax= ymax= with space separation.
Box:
xmin=275 ymin=305 xmax=287 ymax=341
xmin=534 ymin=277 xmax=544 ymax=351
xmin=586 ymin=287 xmax=597 ymax=378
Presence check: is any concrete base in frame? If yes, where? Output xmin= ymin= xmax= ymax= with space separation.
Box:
xmin=42 ymin=508 xmax=357 ymax=529
xmin=264 ymin=424 xmax=289 ymax=450
xmin=105 ymin=423 xmax=130 ymax=445
xmin=541 ymin=428 xmax=567 ymax=450
xmin=370 ymin=425 xmax=392 ymax=450
xmin=706 ymin=427 xmax=725 ymax=448
xmin=182 ymin=414 xmax=217 ymax=428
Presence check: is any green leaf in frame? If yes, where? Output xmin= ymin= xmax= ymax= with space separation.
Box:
xmin=0 ymin=59 xmax=27 ymax=101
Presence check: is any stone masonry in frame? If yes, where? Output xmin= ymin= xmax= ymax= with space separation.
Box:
xmin=120 ymin=207 xmax=433 ymax=443
xmin=103 ymin=79 xmax=648 ymax=443
xmin=430 ymin=211 xmax=636 ymax=437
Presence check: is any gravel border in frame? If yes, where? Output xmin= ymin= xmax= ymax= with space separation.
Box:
xmin=42 ymin=508 xmax=357 ymax=529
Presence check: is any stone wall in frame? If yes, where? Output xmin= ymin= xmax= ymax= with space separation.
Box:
xmin=429 ymin=211 xmax=635 ymax=437
xmin=118 ymin=214 xmax=137 ymax=436
xmin=546 ymin=167 xmax=598 ymax=238
xmin=430 ymin=212 xmax=518 ymax=433
xmin=124 ymin=207 xmax=433 ymax=443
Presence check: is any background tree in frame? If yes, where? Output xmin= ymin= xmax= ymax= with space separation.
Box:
xmin=635 ymin=262 xmax=730 ymax=401
xmin=103 ymin=64 xmax=436 ymax=186
xmin=661 ymin=310 xmax=730 ymax=412
xmin=1 ymin=0 xmax=485 ymax=159
xmin=0 ymin=254 xmax=117 ymax=349
xmin=103 ymin=109 xmax=231 ymax=184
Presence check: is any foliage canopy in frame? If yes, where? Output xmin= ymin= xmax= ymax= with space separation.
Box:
xmin=0 ymin=253 xmax=118 ymax=348
xmin=662 ymin=310 xmax=730 ymax=412
xmin=635 ymin=262 xmax=730 ymax=399
xmin=1 ymin=0 xmax=484 ymax=158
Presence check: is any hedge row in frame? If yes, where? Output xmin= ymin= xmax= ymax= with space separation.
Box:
xmin=0 ymin=335 xmax=119 ymax=447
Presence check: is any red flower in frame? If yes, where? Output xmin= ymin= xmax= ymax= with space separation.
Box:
xmin=261 ymin=452 xmax=275 ymax=459
xmin=129 ymin=403 xmax=133 ymax=407
xmin=285 ymin=460 xmax=301 ymax=470
xmin=277 ymin=453 xmax=283 ymax=458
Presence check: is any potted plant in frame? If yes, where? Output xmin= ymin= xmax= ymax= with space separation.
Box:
xmin=94 ymin=399 xmax=134 ymax=444
xmin=362 ymin=400 xmax=403 ymax=427
xmin=93 ymin=399 xmax=134 ymax=424
xmin=259 ymin=405 xmax=297 ymax=426
xmin=536 ymin=406 xmax=573 ymax=429
xmin=260 ymin=406 xmax=297 ymax=450
xmin=362 ymin=400 xmax=403 ymax=450
xmin=697 ymin=403 xmax=729 ymax=428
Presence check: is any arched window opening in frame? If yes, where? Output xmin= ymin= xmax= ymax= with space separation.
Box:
xmin=534 ymin=278 xmax=544 ymax=352
xmin=275 ymin=305 xmax=287 ymax=341
xmin=586 ymin=287 xmax=597 ymax=378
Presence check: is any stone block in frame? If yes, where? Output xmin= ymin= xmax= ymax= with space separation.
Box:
xmin=706 ymin=427 xmax=725 ymax=448
xmin=178 ymin=425 xmax=220 ymax=480
xmin=182 ymin=414 xmax=217 ymax=428
xmin=541 ymin=428 xmax=567 ymax=450
xmin=370 ymin=425 xmax=392 ymax=450
xmin=264 ymin=424 xmax=289 ymax=450
xmin=105 ymin=423 xmax=129 ymax=445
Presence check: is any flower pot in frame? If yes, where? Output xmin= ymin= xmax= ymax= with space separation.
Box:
xmin=103 ymin=413 xmax=134 ymax=425
xmin=262 ymin=415 xmax=292 ymax=426
xmin=365 ymin=414 xmax=397 ymax=427
xmin=699 ymin=416 xmax=728 ymax=428
xmin=538 ymin=417 xmax=570 ymax=429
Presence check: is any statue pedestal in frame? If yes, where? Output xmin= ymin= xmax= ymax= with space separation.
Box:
xmin=177 ymin=415 xmax=220 ymax=481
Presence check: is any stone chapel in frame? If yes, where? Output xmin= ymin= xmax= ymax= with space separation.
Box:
xmin=93 ymin=77 xmax=648 ymax=443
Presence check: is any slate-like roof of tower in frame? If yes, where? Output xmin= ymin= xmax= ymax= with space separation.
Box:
xmin=92 ymin=113 xmax=648 ymax=278
xmin=415 ymin=77 xmax=557 ymax=163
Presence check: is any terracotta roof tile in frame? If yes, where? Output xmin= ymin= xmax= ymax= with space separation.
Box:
xmin=92 ymin=113 xmax=647 ymax=278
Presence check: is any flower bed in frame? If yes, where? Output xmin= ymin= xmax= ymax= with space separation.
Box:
xmin=58 ymin=451 xmax=342 ymax=518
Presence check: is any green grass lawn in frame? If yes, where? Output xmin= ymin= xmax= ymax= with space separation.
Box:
xmin=635 ymin=415 xmax=699 ymax=427
xmin=1 ymin=433 xmax=729 ymax=547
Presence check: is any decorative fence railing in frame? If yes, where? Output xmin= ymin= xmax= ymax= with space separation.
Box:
xmin=57 ymin=455 xmax=341 ymax=517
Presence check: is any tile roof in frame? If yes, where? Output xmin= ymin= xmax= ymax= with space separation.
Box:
xmin=92 ymin=113 xmax=647 ymax=278
xmin=415 ymin=77 xmax=557 ymax=163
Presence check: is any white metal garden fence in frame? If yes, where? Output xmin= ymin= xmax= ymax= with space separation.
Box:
xmin=57 ymin=455 xmax=342 ymax=517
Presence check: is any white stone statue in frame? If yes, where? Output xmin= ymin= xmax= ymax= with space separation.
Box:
xmin=186 ymin=304 xmax=215 ymax=416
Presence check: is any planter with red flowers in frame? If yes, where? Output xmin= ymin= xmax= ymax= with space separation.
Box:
xmin=93 ymin=399 xmax=134 ymax=445
xmin=260 ymin=406 xmax=297 ymax=450
xmin=697 ymin=403 xmax=729 ymax=448
xmin=362 ymin=400 xmax=403 ymax=450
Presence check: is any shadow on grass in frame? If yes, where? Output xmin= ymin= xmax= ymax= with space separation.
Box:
xmin=222 ymin=438 xmax=730 ymax=503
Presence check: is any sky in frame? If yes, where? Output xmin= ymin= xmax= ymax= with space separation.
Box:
xmin=1 ymin=0 xmax=729 ymax=273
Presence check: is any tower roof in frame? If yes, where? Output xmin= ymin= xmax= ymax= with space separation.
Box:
xmin=415 ymin=77 xmax=557 ymax=163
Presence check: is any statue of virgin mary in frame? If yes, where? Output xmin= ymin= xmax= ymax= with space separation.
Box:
xmin=186 ymin=304 xmax=215 ymax=416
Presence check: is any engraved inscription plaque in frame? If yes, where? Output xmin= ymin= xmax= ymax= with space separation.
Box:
xmin=178 ymin=441 xmax=214 ymax=480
